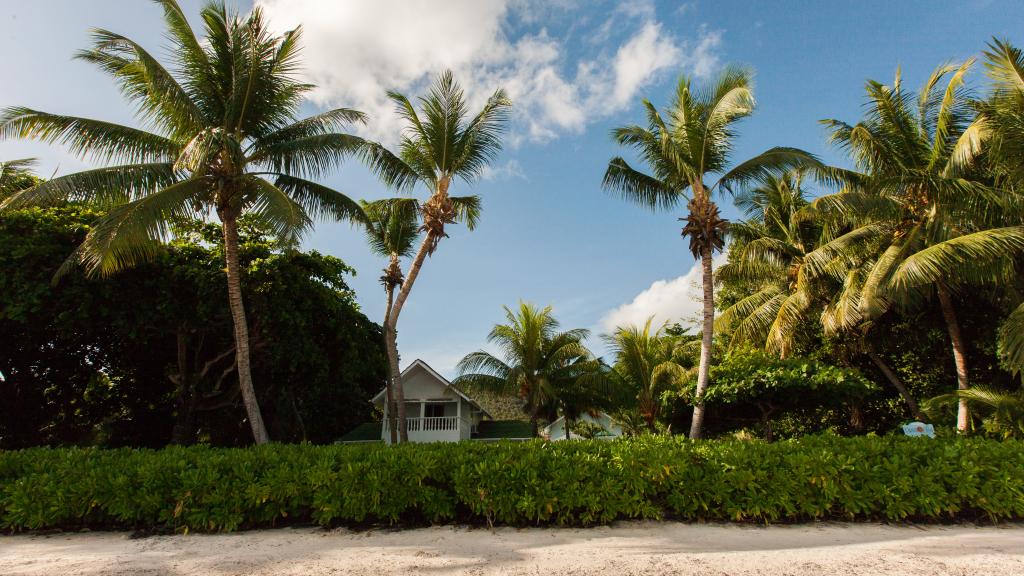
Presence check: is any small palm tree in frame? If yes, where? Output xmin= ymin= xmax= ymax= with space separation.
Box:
xmin=804 ymin=61 xmax=1024 ymax=432
xmin=360 ymin=71 xmax=511 ymax=441
xmin=604 ymin=317 xmax=689 ymax=431
xmin=928 ymin=385 xmax=1024 ymax=438
xmin=716 ymin=170 xmax=819 ymax=356
xmin=0 ymin=159 xmax=38 ymax=198
xmin=454 ymin=302 xmax=595 ymax=430
xmin=360 ymin=198 xmax=419 ymax=443
xmin=0 ymin=1 xmax=367 ymax=443
xmin=603 ymin=67 xmax=820 ymax=438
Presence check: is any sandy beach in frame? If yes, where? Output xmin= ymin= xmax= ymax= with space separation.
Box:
xmin=1 ymin=522 xmax=1022 ymax=575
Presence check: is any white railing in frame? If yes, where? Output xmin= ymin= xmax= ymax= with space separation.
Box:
xmin=384 ymin=416 xmax=459 ymax=432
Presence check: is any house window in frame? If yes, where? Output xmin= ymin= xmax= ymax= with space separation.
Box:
xmin=424 ymin=403 xmax=446 ymax=418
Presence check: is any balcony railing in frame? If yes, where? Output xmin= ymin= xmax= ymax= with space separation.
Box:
xmin=384 ymin=416 xmax=459 ymax=432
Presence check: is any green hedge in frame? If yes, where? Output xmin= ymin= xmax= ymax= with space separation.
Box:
xmin=1 ymin=436 xmax=1022 ymax=532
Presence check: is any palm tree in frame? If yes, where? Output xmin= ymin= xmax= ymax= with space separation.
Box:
xmin=717 ymin=173 xmax=925 ymax=418
xmin=360 ymin=196 xmax=479 ymax=442
xmin=804 ymin=61 xmax=1024 ymax=432
xmin=928 ymin=385 xmax=1024 ymax=438
xmin=604 ymin=317 xmax=689 ymax=431
xmin=953 ymin=39 xmax=1024 ymax=379
xmin=0 ymin=1 xmax=367 ymax=443
xmin=603 ymin=67 xmax=820 ymax=438
xmin=716 ymin=170 xmax=819 ymax=357
xmin=454 ymin=302 xmax=595 ymax=431
xmin=360 ymin=71 xmax=511 ymax=441
xmin=360 ymin=198 xmax=419 ymax=443
xmin=0 ymin=159 xmax=38 ymax=198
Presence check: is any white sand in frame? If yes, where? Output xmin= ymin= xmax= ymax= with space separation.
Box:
xmin=1 ymin=522 xmax=1022 ymax=575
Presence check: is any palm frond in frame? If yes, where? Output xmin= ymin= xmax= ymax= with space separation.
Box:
xmin=272 ymin=174 xmax=366 ymax=225
xmin=891 ymin=227 xmax=1024 ymax=289
xmin=999 ymin=302 xmax=1024 ymax=376
xmin=1 ymin=163 xmax=178 ymax=210
xmin=0 ymin=107 xmax=179 ymax=164
xmin=68 ymin=176 xmax=209 ymax=277
xmin=602 ymin=157 xmax=682 ymax=211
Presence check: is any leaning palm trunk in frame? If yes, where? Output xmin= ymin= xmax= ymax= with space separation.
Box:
xmin=221 ymin=213 xmax=270 ymax=444
xmin=690 ymin=243 xmax=715 ymax=439
xmin=937 ymin=286 xmax=971 ymax=432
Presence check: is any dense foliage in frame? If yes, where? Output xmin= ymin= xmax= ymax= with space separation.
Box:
xmin=0 ymin=0 xmax=370 ymax=444
xmin=0 ymin=207 xmax=386 ymax=448
xmin=1 ymin=436 xmax=1021 ymax=532
xmin=676 ymin=351 xmax=878 ymax=440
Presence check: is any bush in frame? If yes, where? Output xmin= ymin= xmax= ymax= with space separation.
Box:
xmin=1 ymin=436 xmax=1022 ymax=532
xmin=673 ymin=351 xmax=879 ymax=439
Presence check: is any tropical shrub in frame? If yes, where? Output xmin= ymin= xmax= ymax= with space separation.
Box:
xmin=1 ymin=436 xmax=1021 ymax=532
xmin=673 ymin=351 xmax=878 ymax=439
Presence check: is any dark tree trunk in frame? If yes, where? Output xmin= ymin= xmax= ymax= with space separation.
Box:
xmin=169 ymin=326 xmax=196 ymax=445
xmin=866 ymin=348 xmax=923 ymax=420
xmin=220 ymin=214 xmax=270 ymax=444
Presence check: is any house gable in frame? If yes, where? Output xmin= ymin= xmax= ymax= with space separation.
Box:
xmin=370 ymin=359 xmax=492 ymax=418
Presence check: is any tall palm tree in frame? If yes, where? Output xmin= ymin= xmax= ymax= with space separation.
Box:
xmin=804 ymin=61 xmax=1024 ymax=432
xmin=718 ymin=173 xmax=925 ymax=418
xmin=603 ymin=67 xmax=820 ymax=438
xmin=0 ymin=159 xmax=38 ymax=198
xmin=454 ymin=302 xmax=596 ymax=430
xmin=360 ymin=71 xmax=511 ymax=441
xmin=604 ymin=317 xmax=689 ymax=431
xmin=953 ymin=39 xmax=1024 ymax=379
xmin=0 ymin=1 xmax=367 ymax=443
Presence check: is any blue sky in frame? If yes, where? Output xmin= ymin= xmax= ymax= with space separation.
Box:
xmin=2 ymin=0 xmax=1020 ymax=375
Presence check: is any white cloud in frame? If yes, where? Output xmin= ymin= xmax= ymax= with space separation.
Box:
xmin=607 ymin=22 xmax=681 ymax=108
xmin=688 ymin=26 xmax=722 ymax=78
xmin=480 ymin=159 xmax=528 ymax=182
xmin=256 ymin=0 xmax=722 ymax=144
xmin=599 ymin=251 xmax=729 ymax=334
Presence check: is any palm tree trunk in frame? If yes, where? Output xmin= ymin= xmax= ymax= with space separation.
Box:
xmin=221 ymin=214 xmax=270 ymax=444
xmin=689 ymin=244 xmax=715 ymax=439
xmin=387 ymin=229 xmax=436 ymax=443
xmin=385 ymin=324 xmax=403 ymax=443
xmin=866 ymin=348 xmax=923 ymax=421
xmin=937 ymin=286 xmax=970 ymax=432
xmin=383 ymin=285 xmax=399 ymax=444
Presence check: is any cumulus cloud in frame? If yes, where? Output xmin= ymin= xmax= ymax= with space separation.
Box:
xmin=480 ymin=159 xmax=528 ymax=182
xmin=256 ymin=0 xmax=722 ymax=143
xmin=599 ymin=251 xmax=729 ymax=334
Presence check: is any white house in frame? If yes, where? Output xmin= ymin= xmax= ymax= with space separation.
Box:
xmin=370 ymin=359 xmax=492 ymax=443
xmin=543 ymin=411 xmax=623 ymax=441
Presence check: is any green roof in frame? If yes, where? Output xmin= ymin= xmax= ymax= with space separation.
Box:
xmin=337 ymin=422 xmax=382 ymax=442
xmin=474 ymin=420 xmax=534 ymax=440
